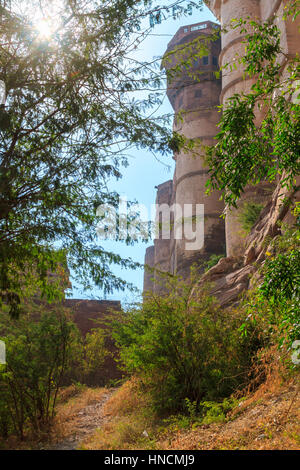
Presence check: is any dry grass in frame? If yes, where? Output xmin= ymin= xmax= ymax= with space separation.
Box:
xmin=236 ymin=346 xmax=288 ymax=406
xmin=80 ymin=378 xmax=158 ymax=450
xmin=51 ymin=385 xmax=107 ymax=443
xmin=157 ymin=377 xmax=300 ymax=450
xmin=2 ymin=358 xmax=299 ymax=451
xmin=80 ymin=369 xmax=300 ymax=451
xmin=101 ymin=377 xmax=146 ymax=417
xmin=0 ymin=385 xmax=107 ymax=450
xmin=57 ymin=383 xmax=87 ymax=403
xmin=154 ymin=348 xmax=300 ymax=450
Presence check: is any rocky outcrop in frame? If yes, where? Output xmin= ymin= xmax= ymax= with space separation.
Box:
xmin=243 ymin=181 xmax=300 ymax=267
xmin=192 ymin=179 xmax=299 ymax=308
xmin=192 ymin=256 xmax=255 ymax=307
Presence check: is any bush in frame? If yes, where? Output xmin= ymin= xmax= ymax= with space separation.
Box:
xmin=112 ymin=272 xmax=262 ymax=414
xmin=0 ymin=306 xmax=82 ymax=439
xmin=204 ymin=254 xmax=225 ymax=272
xmin=199 ymin=397 xmax=238 ymax=425
xmin=260 ymin=250 xmax=300 ymax=342
xmin=241 ymin=222 xmax=300 ymax=355
xmin=238 ymin=202 xmax=264 ymax=233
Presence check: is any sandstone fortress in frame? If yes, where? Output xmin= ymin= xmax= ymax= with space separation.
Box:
xmin=144 ymin=0 xmax=300 ymax=295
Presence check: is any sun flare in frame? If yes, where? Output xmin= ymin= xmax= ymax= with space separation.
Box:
xmin=35 ymin=18 xmax=54 ymax=39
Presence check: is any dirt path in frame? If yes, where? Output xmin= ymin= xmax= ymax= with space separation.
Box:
xmin=43 ymin=389 xmax=115 ymax=450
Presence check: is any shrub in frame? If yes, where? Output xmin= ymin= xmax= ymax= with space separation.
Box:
xmin=204 ymin=254 xmax=225 ymax=272
xmin=241 ymin=222 xmax=300 ymax=355
xmin=112 ymin=272 xmax=262 ymax=414
xmin=199 ymin=397 xmax=238 ymax=424
xmin=0 ymin=306 xmax=82 ymax=439
xmin=83 ymin=327 xmax=108 ymax=374
xmin=238 ymin=202 xmax=264 ymax=233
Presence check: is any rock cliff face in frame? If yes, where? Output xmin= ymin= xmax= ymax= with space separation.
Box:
xmin=143 ymin=1 xmax=300 ymax=299
xmin=192 ymin=179 xmax=300 ymax=307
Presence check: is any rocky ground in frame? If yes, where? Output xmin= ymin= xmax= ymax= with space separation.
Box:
xmin=41 ymin=388 xmax=115 ymax=450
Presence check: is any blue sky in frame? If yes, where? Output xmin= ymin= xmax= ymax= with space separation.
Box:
xmin=70 ymin=3 xmax=218 ymax=306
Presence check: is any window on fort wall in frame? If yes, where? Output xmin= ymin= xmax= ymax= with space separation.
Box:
xmin=212 ymin=56 xmax=218 ymax=66
xmin=203 ymin=56 xmax=209 ymax=65
xmin=195 ymin=90 xmax=202 ymax=98
xmin=191 ymin=24 xmax=207 ymax=31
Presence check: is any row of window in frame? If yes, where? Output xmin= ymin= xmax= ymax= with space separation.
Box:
xmin=193 ymin=56 xmax=218 ymax=66
xmin=191 ymin=23 xmax=207 ymax=32
xmin=183 ymin=23 xmax=219 ymax=33
xmin=183 ymin=23 xmax=208 ymax=33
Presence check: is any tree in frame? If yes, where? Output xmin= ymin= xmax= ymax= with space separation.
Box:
xmin=0 ymin=0 xmax=203 ymax=315
xmin=111 ymin=270 xmax=261 ymax=413
xmin=0 ymin=306 xmax=82 ymax=439
xmin=83 ymin=326 xmax=108 ymax=375
xmin=205 ymin=6 xmax=300 ymax=210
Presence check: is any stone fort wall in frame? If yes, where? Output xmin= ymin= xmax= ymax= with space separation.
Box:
xmin=143 ymin=1 xmax=300 ymax=294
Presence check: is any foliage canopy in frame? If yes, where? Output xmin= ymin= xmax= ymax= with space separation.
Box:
xmin=0 ymin=0 xmax=203 ymax=315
